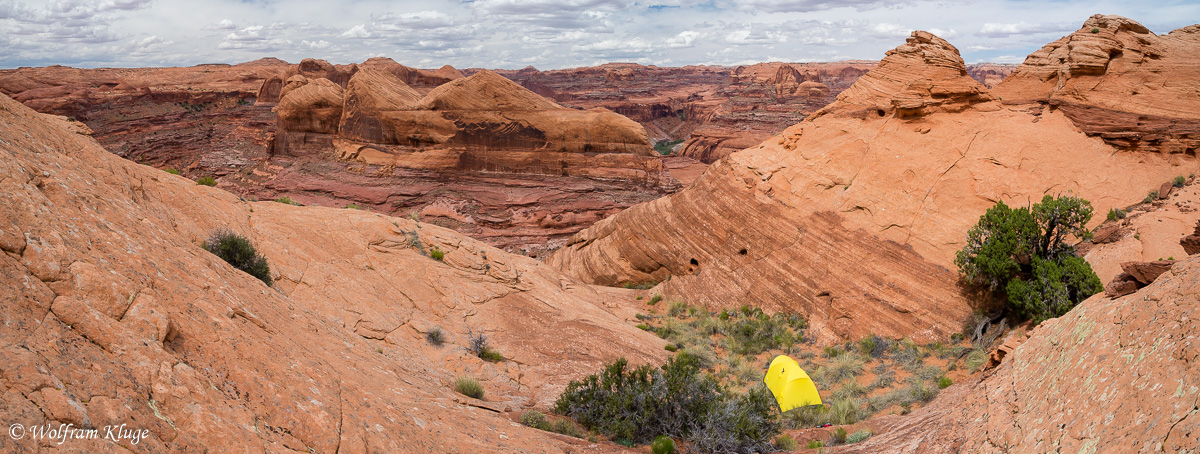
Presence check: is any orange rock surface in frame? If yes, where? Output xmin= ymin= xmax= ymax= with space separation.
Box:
xmin=839 ymin=256 xmax=1199 ymax=452
xmin=0 ymin=92 xmax=661 ymax=452
xmin=548 ymin=18 xmax=1200 ymax=343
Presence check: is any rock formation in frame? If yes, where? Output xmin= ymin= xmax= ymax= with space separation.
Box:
xmin=0 ymin=91 xmax=664 ymax=452
xmin=1182 ymin=220 xmax=1200 ymax=254
xmin=548 ymin=19 xmax=1200 ymax=343
xmin=994 ymin=15 xmax=1200 ymax=154
xmin=838 ymin=255 xmax=1199 ymax=452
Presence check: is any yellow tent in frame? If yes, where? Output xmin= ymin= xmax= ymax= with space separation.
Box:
xmin=764 ymin=355 xmax=822 ymax=412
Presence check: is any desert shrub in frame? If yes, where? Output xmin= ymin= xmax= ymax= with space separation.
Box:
xmin=829 ymin=397 xmax=863 ymax=425
xmin=164 ymin=168 xmax=180 ymax=175
xmin=833 ymin=378 xmax=867 ymax=400
xmin=637 ymin=323 xmax=651 ymax=331
xmin=908 ymin=378 xmax=938 ymax=403
xmin=555 ymin=353 xmax=779 ymax=451
xmin=520 ymin=410 xmax=550 ymax=430
xmin=955 ymin=195 xmax=1102 ymax=323
xmin=346 ymin=203 xmax=362 ymax=210
xmin=821 ymin=353 xmax=864 ymax=384
xmin=1090 ymin=27 xmax=1100 ymax=33
xmin=964 ymin=349 xmax=987 ymax=371
xmin=204 ymin=229 xmax=272 ymax=285
xmin=654 ymin=139 xmax=684 ymax=155
xmin=430 ymin=247 xmax=445 ymax=261
xmin=686 ymin=384 xmax=780 ymax=454
xmin=784 ymin=402 xmax=833 ymax=428
xmin=468 ymin=329 xmax=504 ymax=362
xmin=869 ymin=369 xmax=895 ymax=390
xmin=548 ymin=418 xmax=586 ymax=438
xmin=426 ymin=327 xmax=445 ymax=346
xmin=664 ymin=344 xmax=678 ymax=352
xmin=830 ymin=427 xmax=848 ymax=445
xmin=822 ymin=346 xmax=842 ymax=358
xmin=938 ymin=376 xmax=953 ymax=389
xmin=1174 ymin=175 xmax=1187 ymax=188
xmin=846 ymin=429 xmax=872 ymax=444
xmin=857 ymin=335 xmax=877 ymax=356
xmin=1106 ymin=208 xmax=1126 ymax=221
xmin=275 ymin=196 xmax=300 ymax=205
xmin=916 ymin=365 xmax=943 ymax=382
xmin=806 ymin=439 xmax=825 ymax=449
xmin=454 ymin=376 xmax=483 ymax=399
xmin=651 ymin=435 xmax=676 ymax=454
xmin=1144 ymin=190 xmax=1158 ymax=203
xmin=774 ymin=434 xmax=798 ymax=451
xmin=196 ymin=176 xmax=217 ymax=186
xmin=725 ymin=314 xmax=790 ymax=355
xmin=649 ymin=295 xmax=663 ymax=305
xmin=669 ymin=301 xmax=689 ymax=317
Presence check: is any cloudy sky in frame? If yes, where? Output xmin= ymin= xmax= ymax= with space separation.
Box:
xmin=1 ymin=0 xmax=1196 ymax=69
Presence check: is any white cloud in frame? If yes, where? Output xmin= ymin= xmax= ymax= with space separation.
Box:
xmin=869 ymin=23 xmax=912 ymax=38
xmin=665 ymin=31 xmax=700 ymax=48
xmin=978 ymin=21 xmax=1073 ymax=37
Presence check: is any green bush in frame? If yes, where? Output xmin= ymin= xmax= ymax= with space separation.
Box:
xmin=846 ymin=429 xmax=872 ymax=444
xmin=426 ymin=327 xmax=445 ymax=346
xmin=1174 ymin=175 xmax=1187 ymax=188
xmin=454 ymin=377 xmax=483 ymax=399
xmin=469 ymin=330 xmax=504 ymax=362
xmin=774 ymin=434 xmax=798 ymax=451
xmin=664 ymin=344 xmax=678 ymax=352
xmin=346 ymin=203 xmax=362 ymax=210
xmin=1106 ymin=207 xmax=1126 ymax=221
xmin=830 ymin=427 xmax=848 ymax=445
xmin=554 ymin=353 xmax=779 ymax=451
xmin=430 ymin=247 xmax=445 ymax=261
xmin=806 ymin=439 xmax=824 ymax=449
xmin=204 ymin=229 xmax=272 ymax=285
xmin=196 ymin=176 xmax=217 ymax=186
xmin=829 ymin=397 xmax=863 ymax=425
xmin=164 ymin=168 xmax=180 ymax=175
xmin=548 ymin=418 xmax=585 ymax=438
xmin=1090 ymin=27 xmax=1100 ymax=33
xmin=275 ymin=197 xmax=300 ymax=206
xmin=1145 ymin=190 xmax=1159 ymax=203
xmin=955 ymin=195 xmax=1102 ymax=323
xmin=651 ymin=435 xmax=675 ymax=454
xmin=649 ymin=295 xmax=663 ymax=305
xmin=520 ymin=410 xmax=550 ymax=430
xmin=938 ymin=376 xmax=953 ymax=389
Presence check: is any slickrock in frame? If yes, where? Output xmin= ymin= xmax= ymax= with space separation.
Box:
xmin=813 ymin=31 xmax=991 ymax=120
xmin=836 ymin=256 xmax=1200 ymax=453
xmin=994 ymin=15 xmax=1200 ymax=154
xmin=549 ymin=22 xmax=1200 ymax=343
xmin=0 ymin=92 xmax=660 ymax=452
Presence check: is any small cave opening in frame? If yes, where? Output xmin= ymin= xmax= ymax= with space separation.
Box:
xmin=738 ymin=248 xmax=748 ymax=256
xmin=690 ymin=258 xmax=699 ymax=266
xmin=876 ymin=109 xmax=886 ymax=117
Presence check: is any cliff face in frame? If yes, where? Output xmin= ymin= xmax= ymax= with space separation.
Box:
xmin=548 ymin=19 xmax=1200 ymax=343
xmin=837 ymin=255 xmax=1200 ymax=453
xmin=259 ymin=66 xmax=670 ymax=256
xmin=0 ymin=92 xmax=663 ymax=452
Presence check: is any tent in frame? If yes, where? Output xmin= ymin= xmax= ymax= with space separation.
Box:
xmin=764 ymin=355 xmax=822 ymax=412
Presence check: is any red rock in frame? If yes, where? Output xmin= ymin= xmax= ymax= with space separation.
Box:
xmin=0 ymin=92 xmax=666 ymax=452
xmin=1159 ymin=181 xmax=1174 ymax=199
xmin=549 ymin=22 xmax=1199 ymax=343
xmin=1120 ymin=260 xmax=1175 ymax=284
xmin=838 ymin=256 xmax=1200 ymax=453
xmin=1104 ymin=272 xmax=1140 ymax=297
